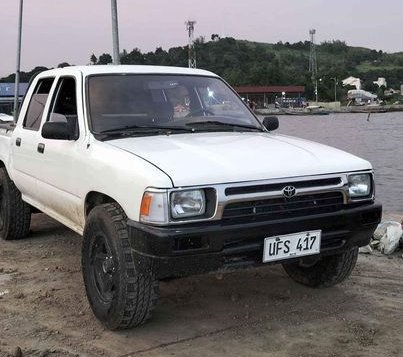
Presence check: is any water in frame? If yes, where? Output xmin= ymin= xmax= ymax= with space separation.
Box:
xmin=263 ymin=112 xmax=403 ymax=213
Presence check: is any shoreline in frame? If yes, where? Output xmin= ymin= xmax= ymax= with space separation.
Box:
xmin=256 ymin=104 xmax=403 ymax=116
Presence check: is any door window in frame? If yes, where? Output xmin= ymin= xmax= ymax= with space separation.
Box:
xmin=47 ymin=77 xmax=79 ymax=138
xmin=23 ymin=77 xmax=54 ymax=130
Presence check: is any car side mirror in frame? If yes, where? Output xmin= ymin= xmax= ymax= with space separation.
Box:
xmin=263 ymin=116 xmax=279 ymax=131
xmin=42 ymin=121 xmax=76 ymax=140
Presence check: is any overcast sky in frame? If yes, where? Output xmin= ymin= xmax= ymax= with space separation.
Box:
xmin=2 ymin=0 xmax=403 ymax=77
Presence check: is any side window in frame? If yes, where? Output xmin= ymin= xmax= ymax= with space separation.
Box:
xmin=23 ymin=77 xmax=54 ymax=130
xmin=47 ymin=77 xmax=79 ymax=138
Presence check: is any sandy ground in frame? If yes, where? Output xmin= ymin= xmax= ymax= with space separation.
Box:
xmin=0 ymin=213 xmax=402 ymax=357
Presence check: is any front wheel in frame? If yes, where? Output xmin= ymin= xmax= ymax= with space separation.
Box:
xmin=282 ymin=247 xmax=359 ymax=288
xmin=82 ymin=203 xmax=159 ymax=330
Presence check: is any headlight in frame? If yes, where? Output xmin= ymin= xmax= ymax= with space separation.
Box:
xmin=348 ymin=174 xmax=372 ymax=198
xmin=170 ymin=189 xmax=206 ymax=219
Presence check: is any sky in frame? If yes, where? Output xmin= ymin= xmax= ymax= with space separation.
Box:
xmin=2 ymin=0 xmax=403 ymax=77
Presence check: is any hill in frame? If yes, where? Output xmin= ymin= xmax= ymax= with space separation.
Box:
xmin=2 ymin=38 xmax=403 ymax=101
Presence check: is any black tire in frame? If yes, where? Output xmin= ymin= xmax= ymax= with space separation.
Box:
xmin=82 ymin=202 xmax=159 ymax=330
xmin=282 ymin=247 xmax=359 ymax=288
xmin=0 ymin=167 xmax=31 ymax=240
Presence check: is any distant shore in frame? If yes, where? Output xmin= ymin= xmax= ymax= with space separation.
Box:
xmin=256 ymin=104 xmax=403 ymax=116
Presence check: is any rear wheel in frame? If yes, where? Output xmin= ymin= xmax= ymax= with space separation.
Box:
xmin=82 ymin=203 xmax=159 ymax=330
xmin=0 ymin=167 xmax=31 ymax=240
xmin=282 ymin=247 xmax=359 ymax=288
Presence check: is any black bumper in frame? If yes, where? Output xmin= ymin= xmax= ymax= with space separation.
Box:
xmin=127 ymin=203 xmax=382 ymax=279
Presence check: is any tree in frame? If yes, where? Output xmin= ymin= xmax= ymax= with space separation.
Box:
xmin=90 ymin=54 xmax=97 ymax=65
xmin=211 ymin=34 xmax=220 ymax=41
xmin=121 ymin=48 xmax=145 ymax=65
xmin=97 ymin=53 xmax=112 ymax=65
xmin=57 ymin=62 xmax=70 ymax=68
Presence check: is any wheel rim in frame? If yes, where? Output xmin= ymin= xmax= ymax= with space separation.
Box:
xmin=90 ymin=234 xmax=117 ymax=304
xmin=0 ymin=184 xmax=5 ymax=230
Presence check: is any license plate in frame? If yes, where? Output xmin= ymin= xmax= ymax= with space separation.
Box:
xmin=263 ymin=230 xmax=321 ymax=263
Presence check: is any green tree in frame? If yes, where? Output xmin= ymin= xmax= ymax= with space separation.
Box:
xmin=97 ymin=53 xmax=112 ymax=65
xmin=57 ymin=62 xmax=70 ymax=68
xmin=90 ymin=54 xmax=97 ymax=65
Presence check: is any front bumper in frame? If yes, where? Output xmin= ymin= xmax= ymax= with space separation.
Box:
xmin=127 ymin=203 xmax=382 ymax=279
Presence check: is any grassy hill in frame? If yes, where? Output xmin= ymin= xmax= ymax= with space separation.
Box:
xmin=2 ymin=38 xmax=403 ymax=101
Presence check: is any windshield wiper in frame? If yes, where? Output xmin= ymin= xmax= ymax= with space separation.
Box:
xmin=98 ymin=125 xmax=193 ymax=135
xmin=95 ymin=125 xmax=195 ymax=141
xmin=185 ymin=120 xmax=262 ymax=131
xmin=153 ymin=125 xmax=195 ymax=132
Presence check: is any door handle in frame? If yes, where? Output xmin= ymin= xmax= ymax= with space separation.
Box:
xmin=37 ymin=143 xmax=45 ymax=154
xmin=16 ymin=137 xmax=21 ymax=147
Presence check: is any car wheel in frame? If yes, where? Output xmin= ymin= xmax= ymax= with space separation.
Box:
xmin=82 ymin=202 xmax=159 ymax=330
xmin=282 ymin=247 xmax=359 ymax=288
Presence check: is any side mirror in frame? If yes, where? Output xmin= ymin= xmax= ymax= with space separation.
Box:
xmin=42 ymin=121 xmax=75 ymax=140
xmin=263 ymin=116 xmax=279 ymax=131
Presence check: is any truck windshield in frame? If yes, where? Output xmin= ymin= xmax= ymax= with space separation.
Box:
xmin=87 ymin=74 xmax=262 ymax=134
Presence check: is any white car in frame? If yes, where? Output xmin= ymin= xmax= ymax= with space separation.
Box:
xmin=0 ymin=66 xmax=382 ymax=330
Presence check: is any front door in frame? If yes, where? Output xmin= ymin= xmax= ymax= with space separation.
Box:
xmin=33 ymin=75 xmax=88 ymax=230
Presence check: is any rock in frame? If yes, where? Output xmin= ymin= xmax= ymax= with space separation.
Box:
xmin=13 ymin=346 xmax=22 ymax=357
xmin=359 ymin=245 xmax=373 ymax=254
xmin=39 ymin=350 xmax=50 ymax=357
xmin=377 ymin=222 xmax=403 ymax=255
xmin=370 ymin=240 xmax=380 ymax=248
xmin=0 ymin=289 xmax=10 ymax=297
xmin=14 ymin=292 xmax=25 ymax=299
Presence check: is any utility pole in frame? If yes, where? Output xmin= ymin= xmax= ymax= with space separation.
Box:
xmin=185 ymin=20 xmax=197 ymax=68
xmin=331 ymin=77 xmax=338 ymax=102
xmin=111 ymin=0 xmax=120 ymax=64
xmin=13 ymin=0 xmax=24 ymax=121
xmin=309 ymin=29 xmax=318 ymax=102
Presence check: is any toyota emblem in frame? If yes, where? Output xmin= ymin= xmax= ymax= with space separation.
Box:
xmin=282 ymin=185 xmax=296 ymax=198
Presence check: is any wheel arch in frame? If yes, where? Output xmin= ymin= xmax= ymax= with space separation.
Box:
xmin=84 ymin=191 xmax=122 ymax=218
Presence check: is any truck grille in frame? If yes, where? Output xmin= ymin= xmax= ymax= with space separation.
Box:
xmin=222 ymin=192 xmax=344 ymax=224
xmin=225 ymin=177 xmax=342 ymax=196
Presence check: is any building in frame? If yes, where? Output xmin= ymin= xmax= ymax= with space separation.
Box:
xmin=233 ymin=85 xmax=305 ymax=108
xmin=0 ymin=83 xmax=29 ymax=115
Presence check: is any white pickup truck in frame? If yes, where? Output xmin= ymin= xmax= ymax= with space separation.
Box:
xmin=0 ymin=65 xmax=381 ymax=330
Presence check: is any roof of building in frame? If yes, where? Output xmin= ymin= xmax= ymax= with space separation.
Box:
xmin=0 ymin=83 xmax=29 ymax=97
xmin=234 ymin=85 xmax=305 ymax=94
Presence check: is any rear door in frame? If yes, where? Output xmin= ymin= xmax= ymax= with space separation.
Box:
xmin=10 ymin=76 xmax=55 ymax=202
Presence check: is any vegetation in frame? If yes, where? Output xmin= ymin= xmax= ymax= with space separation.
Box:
xmin=2 ymin=37 xmax=403 ymax=101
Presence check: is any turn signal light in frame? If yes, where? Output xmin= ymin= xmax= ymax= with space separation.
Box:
xmin=139 ymin=191 xmax=168 ymax=223
xmin=140 ymin=192 xmax=153 ymax=217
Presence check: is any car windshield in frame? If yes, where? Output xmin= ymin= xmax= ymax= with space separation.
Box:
xmin=87 ymin=74 xmax=262 ymax=134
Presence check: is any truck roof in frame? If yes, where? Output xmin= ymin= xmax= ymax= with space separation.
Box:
xmin=37 ymin=65 xmax=219 ymax=78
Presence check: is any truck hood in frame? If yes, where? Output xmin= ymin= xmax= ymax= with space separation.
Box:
xmin=107 ymin=132 xmax=371 ymax=187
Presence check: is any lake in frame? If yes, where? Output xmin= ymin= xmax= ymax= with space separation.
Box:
xmin=262 ymin=112 xmax=403 ymax=213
